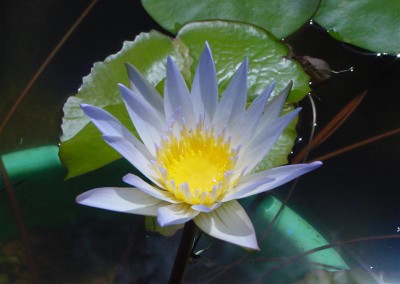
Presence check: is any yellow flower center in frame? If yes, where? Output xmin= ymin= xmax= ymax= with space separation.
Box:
xmin=155 ymin=122 xmax=238 ymax=205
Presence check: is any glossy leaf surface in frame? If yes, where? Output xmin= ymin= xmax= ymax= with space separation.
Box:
xmin=60 ymin=21 xmax=310 ymax=178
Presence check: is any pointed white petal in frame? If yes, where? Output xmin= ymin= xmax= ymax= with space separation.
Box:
xmin=102 ymin=135 xmax=156 ymax=182
xmin=222 ymin=176 xmax=275 ymax=202
xmin=122 ymin=173 xmax=177 ymax=203
xmin=246 ymin=82 xmax=275 ymax=117
xmin=164 ymin=57 xmax=195 ymax=128
xmin=191 ymin=43 xmax=218 ymax=123
xmin=157 ymin=203 xmax=199 ymax=226
xmin=80 ymin=104 xmax=152 ymax=159
xmin=213 ymin=59 xmax=248 ymax=131
xmin=125 ymin=63 xmax=164 ymax=114
xmin=256 ymin=81 xmax=292 ymax=135
xmin=194 ymin=200 xmax=259 ymax=250
xmin=119 ymin=84 xmax=165 ymax=154
xmin=76 ymin=187 xmax=167 ymax=215
xmin=229 ymin=83 xmax=275 ymax=147
xmin=230 ymin=162 xmax=322 ymax=200
xmin=191 ymin=202 xmax=221 ymax=213
xmin=238 ymin=108 xmax=301 ymax=173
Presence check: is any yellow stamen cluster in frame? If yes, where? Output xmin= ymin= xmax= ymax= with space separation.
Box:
xmin=155 ymin=122 xmax=238 ymax=205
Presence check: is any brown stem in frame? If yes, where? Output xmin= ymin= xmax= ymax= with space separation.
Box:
xmin=311 ymin=127 xmax=400 ymax=162
xmin=168 ymin=221 xmax=198 ymax=284
xmin=292 ymin=91 xmax=366 ymax=164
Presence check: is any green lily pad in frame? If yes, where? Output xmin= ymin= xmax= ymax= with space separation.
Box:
xmin=142 ymin=0 xmax=319 ymax=39
xmin=60 ymin=31 xmax=191 ymax=178
xmin=253 ymin=104 xmax=298 ymax=173
xmin=314 ymin=0 xmax=400 ymax=55
xmin=60 ymin=21 xmax=310 ymax=178
xmin=178 ymin=21 xmax=310 ymax=172
xmin=60 ymin=31 xmax=190 ymax=142
xmin=60 ymin=104 xmax=134 ymax=179
xmin=177 ymin=21 xmax=310 ymax=103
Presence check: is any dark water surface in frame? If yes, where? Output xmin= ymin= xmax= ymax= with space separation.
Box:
xmin=1 ymin=0 xmax=400 ymax=283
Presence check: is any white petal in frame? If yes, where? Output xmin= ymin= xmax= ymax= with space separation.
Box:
xmin=256 ymin=81 xmax=292 ymax=135
xmin=229 ymin=83 xmax=275 ymax=147
xmin=164 ymin=57 xmax=195 ymax=128
xmin=123 ymin=173 xmax=177 ymax=203
xmin=246 ymin=82 xmax=275 ymax=117
xmin=194 ymin=200 xmax=259 ymax=250
xmin=125 ymin=63 xmax=164 ymax=114
xmin=222 ymin=176 xmax=275 ymax=202
xmin=237 ymin=108 xmax=301 ymax=173
xmin=213 ymin=59 xmax=248 ymax=132
xmin=191 ymin=202 xmax=221 ymax=213
xmin=119 ymin=84 xmax=165 ymax=154
xmin=80 ymin=104 xmax=152 ymax=159
xmin=191 ymin=43 xmax=218 ymax=124
xmin=102 ymin=135 xmax=156 ymax=182
xmin=76 ymin=187 xmax=166 ymax=215
xmin=157 ymin=203 xmax=199 ymax=226
xmin=229 ymin=161 xmax=323 ymax=200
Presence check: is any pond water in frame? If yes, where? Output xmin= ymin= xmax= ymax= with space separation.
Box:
xmin=1 ymin=0 xmax=400 ymax=283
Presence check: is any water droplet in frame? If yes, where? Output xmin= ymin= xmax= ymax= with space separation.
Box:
xmin=396 ymin=54 xmax=400 ymax=58
xmin=377 ymin=53 xmax=382 ymax=57
xmin=309 ymin=20 xmax=314 ymax=25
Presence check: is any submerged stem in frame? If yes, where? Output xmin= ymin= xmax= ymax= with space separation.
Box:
xmin=168 ymin=221 xmax=198 ymax=284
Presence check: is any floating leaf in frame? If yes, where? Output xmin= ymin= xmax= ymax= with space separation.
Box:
xmin=142 ymin=0 xmax=319 ymax=39
xmin=177 ymin=21 xmax=310 ymax=103
xmin=60 ymin=31 xmax=190 ymax=142
xmin=314 ymin=0 xmax=400 ymax=55
xmin=60 ymin=32 xmax=190 ymax=178
xmin=254 ymin=196 xmax=348 ymax=272
xmin=178 ymin=21 xmax=311 ymax=172
xmin=60 ymin=21 xmax=310 ymax=178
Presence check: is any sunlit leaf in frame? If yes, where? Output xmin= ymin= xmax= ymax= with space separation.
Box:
xmin=142 ymin=0 xmax=319 ymax=39
xmin=60 ymin=31 xmax=190 ymax=178
xmin=177 ymin=21 xmax=310 ymax=103
xmin=314 ymin=0 xmax=400 ymax=54
xmin=60 ymin=21 xmax=310 ymax=178
xmin=178 ymin=21 xmax=310 ymax=172
xmin=60 ymin=31 xmax=190 ymax=142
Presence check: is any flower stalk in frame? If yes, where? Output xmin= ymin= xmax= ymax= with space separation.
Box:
xmin=168 ymin=221 xmax=198 ymax=284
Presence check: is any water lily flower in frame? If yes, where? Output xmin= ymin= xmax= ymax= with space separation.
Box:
xmin=76 ymin=43 xmax=322 ymax=250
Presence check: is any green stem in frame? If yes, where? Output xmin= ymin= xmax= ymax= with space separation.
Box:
xmin=168 ymin=221 xmax=198 ymax=284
